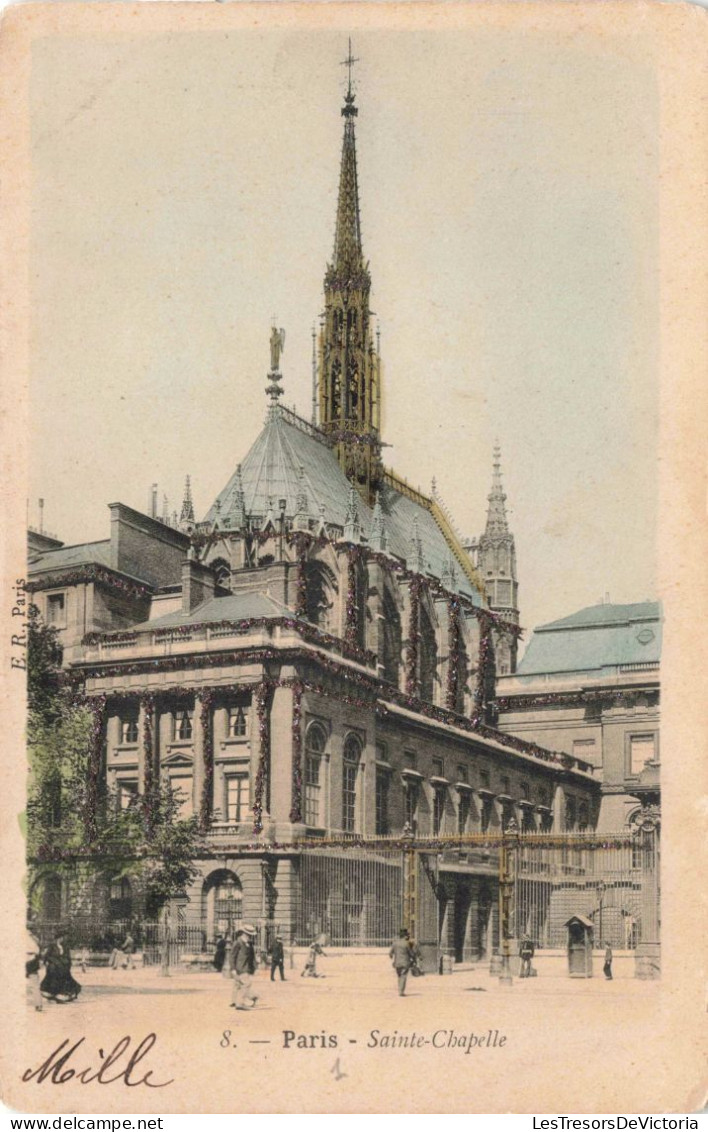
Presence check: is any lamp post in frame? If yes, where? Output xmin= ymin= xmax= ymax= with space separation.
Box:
xmin=499 ymin=817 xmax=518 ymax=985
xmin=596 ymin=880 xmax=606 ymax=949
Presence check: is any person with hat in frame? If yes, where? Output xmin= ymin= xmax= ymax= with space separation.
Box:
xmin=229 ymin=925 xmax=259 ymax=1010
xmin=519 ymin=933 xmax=535 ymax=978
xmin=389 ymin=928 xmax=415 ymax=996
xmin=269 ymin=935 xmax=286 ymax=982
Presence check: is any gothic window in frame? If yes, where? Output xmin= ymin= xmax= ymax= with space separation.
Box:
xmin=382 ymin=588 xmax=402 ymax=686
xmin=419 ymin=606 xmax=438 ymax=704
xmin=342 ymin=734 xmax=362 ymax=833
xmin=304 ymin=561 xmax=338 ymax=633
xmin=330 ymin=360 xmax=342 ymax=418
xmin=174 ymin=710 xmax=193 ymax=741
xmin=347 ymin=356 xmax=359 ymax=412
xmin=305 ymin=722 xmax=327 ymax=828
xmin=211 ymin=558 xmax=231 ymax=590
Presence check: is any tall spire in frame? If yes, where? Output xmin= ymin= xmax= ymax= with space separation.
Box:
xmin=484 ymin=442 xmax=510 ymax=537
xmin=318 ymin=42 xmax=382 ymax=506
xmin=475 ymin=443 xmax=519 ymax=674
xmin=332 ymin=40 xmax=365 ymax=276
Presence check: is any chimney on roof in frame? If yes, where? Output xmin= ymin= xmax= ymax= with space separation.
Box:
xmin=182 ymin=556 xmax=216 ymax=614
xmin=150 ymin=484 xmax=158 ymax=519
xmin=38 ymin=498 xmax=44 ymax=534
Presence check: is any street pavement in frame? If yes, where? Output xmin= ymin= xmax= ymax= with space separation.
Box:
xmin=18 ymin=953 xmax=663 ymax=1114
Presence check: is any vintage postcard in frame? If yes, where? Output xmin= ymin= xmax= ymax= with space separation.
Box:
xmin=1 ymin=0 xmax=706 ymax=1116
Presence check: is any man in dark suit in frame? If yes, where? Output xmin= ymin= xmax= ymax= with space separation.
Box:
xmin=270 ymin=936 xmax=286 ymax=982
xmin=229 ymin=925 xmax=258 ymax=1009
xmin=389 ymin=928 xmax=414 ymax=996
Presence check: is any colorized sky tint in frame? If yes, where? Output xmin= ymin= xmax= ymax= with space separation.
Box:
xmin=29 ymin=26 xmax=659 ymax=644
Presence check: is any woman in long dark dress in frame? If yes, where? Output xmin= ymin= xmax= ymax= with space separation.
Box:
xmin=40 ymin=935 xmax=81 ymax=1002
xmin=213 ymin=935 xmax=227 ymax=973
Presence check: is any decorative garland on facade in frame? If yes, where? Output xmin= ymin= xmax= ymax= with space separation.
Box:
xmin=141 ymin=693 xmax=157 ymax=835
xmin=289 ymin=682 xmax=304 ymax=824
xmin=76 ymin=636 xmax=592 ymax=777
xmin=83 ymin=616 xmax=375 ymax=668
xmin=294 ymin=540 xmax=309 ymax=618
xmin=80 ymin=694 xmax=106 ymax=844
xmin=197 ymin=690 xmax=215 ymax=831
xmin=27 ymin=566 xmax=151 ymax=601
xmin=405 ymin=577 xmax=422 ymax=697
xmin=474 ymin=622 xmax=493 ymax=718
xmin=345 ymin=550 xmax=359 ymax=647
xmin=446 ymin=597 xmax=461 ymax=712
xmin=252 ymin=682 xmax=272 ymax=835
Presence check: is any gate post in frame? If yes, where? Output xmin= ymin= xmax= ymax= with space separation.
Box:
xmin=499 ymin=818 xmax=518 ymax=985
xmin=402 ymin=843 xmax=417 ymax=943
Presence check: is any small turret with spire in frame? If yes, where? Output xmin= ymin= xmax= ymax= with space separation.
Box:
xmin=179 ymin=475 xmax=195 ymax=531
xmin=470 ymin=443 xmax=520 ymax=673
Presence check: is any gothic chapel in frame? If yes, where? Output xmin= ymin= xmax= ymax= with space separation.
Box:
xmin=27 ymin=54 xmax=599 ymax=960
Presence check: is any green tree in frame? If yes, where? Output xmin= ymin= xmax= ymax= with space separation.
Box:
xmin=26 ymin=604 xmax=202 ymax=952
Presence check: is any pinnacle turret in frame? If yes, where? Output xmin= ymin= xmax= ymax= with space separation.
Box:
xmin=484 ymin=443 xmax=510 ymax=538
xmin=179 ymin=475 xmax=195 ymax=527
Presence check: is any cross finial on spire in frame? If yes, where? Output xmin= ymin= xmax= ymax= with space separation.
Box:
xmin=341 ymin=37 xmax=359 ymax=99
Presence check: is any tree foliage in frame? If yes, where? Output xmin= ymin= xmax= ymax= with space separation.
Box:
xmin=27 ymin=604 xmax=201 ymax=920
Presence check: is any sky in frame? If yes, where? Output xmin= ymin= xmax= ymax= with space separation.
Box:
xmin=28 ymin=21 xmax=659 ymax=644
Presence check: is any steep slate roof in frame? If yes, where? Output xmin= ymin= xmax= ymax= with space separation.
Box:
xmin=28 ymin=540 xmax=112 ymax=575
xmin=204 ymin=408 xmax=484 ymax=607
xmin=132 ymin=591 xmax=295 ymax=632
xmin=517 ymin=601 xmax=661 ymax=676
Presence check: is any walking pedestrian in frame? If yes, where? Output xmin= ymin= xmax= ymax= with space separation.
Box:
xmin=603 ymin=941 xmax=613 ymax=980
xmin=519 ymin=933 xmax=535 ymax=978
xmin=120 ymin=932 xmax=135 ymax=969
xmin=389 ymin=928 xmax=414 ymax=996
xmin=229 ymin=925 xmax=259 ymax=1010
xmin=270 ymin=935 xmax=286 ymax=982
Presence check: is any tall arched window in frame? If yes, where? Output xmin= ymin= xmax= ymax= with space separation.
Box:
xmin=304 ymin=561 xmax=338 ymax=633
xmin=419 ymin=606 xmax=438 ymax=704
xmin=342 ymin=734 xmax=362 ymax=834
xmin=382 ymin=589 xmax=402 ymax=686
xmin=305 ymin=722 xmax=327 ymax=828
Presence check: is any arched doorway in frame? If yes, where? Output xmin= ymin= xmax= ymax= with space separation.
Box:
xmin=203 ymin=869 xmax=243 ymax=940
xmin=34 ymin=873 xmax=62 ymax=923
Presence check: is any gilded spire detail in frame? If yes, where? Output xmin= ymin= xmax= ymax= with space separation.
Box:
xmin=318 ymin=42 xmax=382 ymax=506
